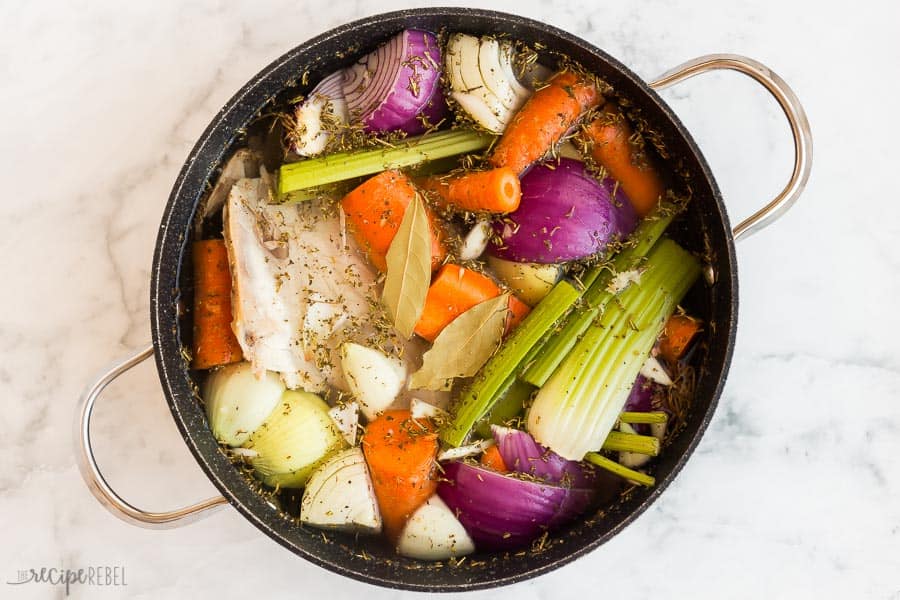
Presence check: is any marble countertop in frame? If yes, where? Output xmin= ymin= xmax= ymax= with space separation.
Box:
xmin=2 ymin=0 xmax=898 ymax=598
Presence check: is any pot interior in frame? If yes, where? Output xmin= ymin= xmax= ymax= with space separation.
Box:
xmin=150 ymin=8 xmax=737 ymax=591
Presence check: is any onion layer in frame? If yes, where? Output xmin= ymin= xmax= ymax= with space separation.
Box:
xmin=491 ymin=425 xmax=598 ymax=489
xmin=490 ymin=158 xmax=637 ymax=263
xmin=342 ymin=29 xmax=446 ymax=134
xmin=437 ymin=461 xmax=594 ymax=550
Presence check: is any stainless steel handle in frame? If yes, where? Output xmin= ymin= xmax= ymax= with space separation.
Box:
xmin=75 ymin=343 xmax=228 ymax=529
xmin=649 ymin=54 xmax=813 ymax=242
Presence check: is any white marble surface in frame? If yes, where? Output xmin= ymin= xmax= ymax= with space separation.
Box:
xmin=2 ymin=0 xmax=898 ymax=598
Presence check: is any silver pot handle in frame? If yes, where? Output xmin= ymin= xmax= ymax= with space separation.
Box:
xmin=75 ymin=343 xmax=228 ymax=529
xmin=649 ymin=54 xmax=813 ymax=241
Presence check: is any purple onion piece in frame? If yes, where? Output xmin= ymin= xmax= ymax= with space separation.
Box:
xmin=489 ymin=158 xmax=638 ymax=263
xmin=437 ymin=461 xmax=594 ymax=550
xmin=491 ymin=425 xmax=598 ymax=489
xmin=623 ymin=374 xmax=665 ymax=435
xmin=341 ymin=29 xmax=444 ymax=134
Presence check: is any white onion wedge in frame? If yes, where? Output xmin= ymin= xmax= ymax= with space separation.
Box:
xmin=445 ymin=33 xmax=530 ymax=133
xmin=340 ymin=343 xmax=407 ymax=421
xmin=243 ymin=390 xmax=344 ymax=488
xmin=203 ymin=362 xmax=284 ymax=447
xmin=640 ymin=356 xmax=673 ymax=386
xmin=300 ymin=447 xmax=382 ymax=533
xmin=328 ymin=401 xmax=360 ymax=446
xmin=410 ymin=397 xmax=448 ymax=421
xmin=398 ymin=495 xmax=475 ymax=560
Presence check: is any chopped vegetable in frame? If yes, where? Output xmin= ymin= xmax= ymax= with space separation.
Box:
xmin=362 ymin=410 xmax=439 ymax=540
xmin=490 ymin=158 xmax=637 ymax=263
xmin=341 ymin=170 xmax=445 ymax=272
xmin=342 ymin=30 xmax=446 ymax=134
xmin=414 ymin=264 xmax=529 ymax=342
xmin=458 ymin=219 xmax=492 ymax=261
xmin=489 ymin=71 xmax=602 ymax=175
xmin=418 ymin=167 xmax=521 ymax=214
xmin=398 ymin=495 xmax=475 ymax=560
xmin=340 ymin=343 xmax=407 ymax=421
xmin=584 ymin=452 xmax=655 ymax=487
xmin=382 ymin=193 xmax=436 ymax=338
xmin=640 ymin=355 xmax=673 ymax=386
xmin=410 ymin=294 xmax=509 ymax=390
xmin=526 ymin=238 xmax=701 ymax=460
xmin=278 ymin=128 xmax=495 ymax=196
xmin=191 ymin=239 xmax=243 ymax=369
xmin=243 ymin=390 xmax=346 ymax=487
xmin=581 ymin=104 xmax=665 ymax=217
xmin=410 ymin=397 xmax=448 ymax=421
xmin=203 ymin=361 xmax=285 ymax=447
xmin=658 ymin=314 xmax=702 ymax=364
xmin=491 ymin=426 xmax=597 ymax=489
xmin=300 ymin=447 xmax=382 ymax=533
xmin=444 ymin=33 xmax=531 ymax=133
xmin=289 ymin=71 xmax=348 ymax=156
xmin=437 ymin=461 xmax=594 ymax=550
xmin=486 ymin=256 xmax=562 ymax=306
xmin=601 ymin=430 xmax=660 ymax=456
xmin=437 ymin=439 xmax=494 ymax=462
xmin=474 ymin=378 xmax=534 ymax=438
xmin=479 ymin=444 xmax=509 ymax=472
xmin=619 ymin=411 xmax=668 ymax=425
xmin=328 ymin=401 xmax=360 ymax=446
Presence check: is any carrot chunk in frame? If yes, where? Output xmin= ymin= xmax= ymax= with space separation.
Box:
xmin=414 ymin=264 xmax=531 ymax=342
xmin=479 ymin=444 xmax=508 ymax=473
xmin=191 ymin=239 xmax=243 ymax=370
xmin=418 ymin=167 xmax=521 ymax=214
xmin=362 ymin=410 xmax=439 ymax=541
xmin=341 ymin=170 xmax=446 ymax=272
xmin=582 ymin=104 xmax=665 ymax=217
xmin=489 ymin=71 xmax=602 ymax=175
xmin=658 ymin=314 xmax=702 ymax=364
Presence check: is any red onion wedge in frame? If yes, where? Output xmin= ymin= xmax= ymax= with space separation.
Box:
xmin=490 ymin=158 xmax=637 ymax=263
xmin=491 ymin=425 xmax=598 ymax=489
xmin=437 ymin=461 xmax=594 ymax=550
xmin=342 ymin=29 xmax=447 ymax=134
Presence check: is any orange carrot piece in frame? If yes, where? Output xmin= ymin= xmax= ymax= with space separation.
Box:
xmin=506 ymin=294 xmax=531 ymax=333
xmin=658 ymin=314 xmax=702 ymax=364
xmin=414 ymin=264 xmax=531 ymax=342
xmin=362 ymin=410 xmax=438 ymax=541
xmin=341 ymin=170 xmax=446 ymax=272
xmin=480 ymin=445 xmax=508 ymax=473
xmin=191 ymin=239 xmax=243 ymax=370
xmin=583 ymin=104 xmax=665 ymax=217
xmin=489 ymin=71 xmax=602 ymax=175
xmin=418 ymin=167 xmax=521 ymax=214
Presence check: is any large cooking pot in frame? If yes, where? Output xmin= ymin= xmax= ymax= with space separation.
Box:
xmin=76 ymin=8 xmax=811 ymax=592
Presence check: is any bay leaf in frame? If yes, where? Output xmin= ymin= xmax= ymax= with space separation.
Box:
xmin=382 ymin=194 xmax=432 ymax=338
xmin=409 ymin=293 xmax=509 ymax=390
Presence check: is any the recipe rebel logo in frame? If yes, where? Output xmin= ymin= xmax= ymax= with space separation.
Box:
xmin=6 ymin=565 xmax=127 ymax=596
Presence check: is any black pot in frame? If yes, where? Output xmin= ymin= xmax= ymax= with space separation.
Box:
xmin=77 ymin=7 xmax=811 ymax=592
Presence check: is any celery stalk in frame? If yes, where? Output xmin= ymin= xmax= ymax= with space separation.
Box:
xmin=522 ymin=207 xmax=677 ymax=387
xmin=474 ymin=378 xmax=534 ymax=438
xmin=619 ymin=411 xmax=668 ymax=424
xmin=601 ymin=431 xmax=660 ymax=456
xmin=440 ymin=280 xmax=581 ymax=447
xmin=526 ymin=238 xmax=700 ymax=460
xmin=278 ymin=129 xmax=496 ymax=195
xmin=585 ymin=453 xmax=656 ymax=487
